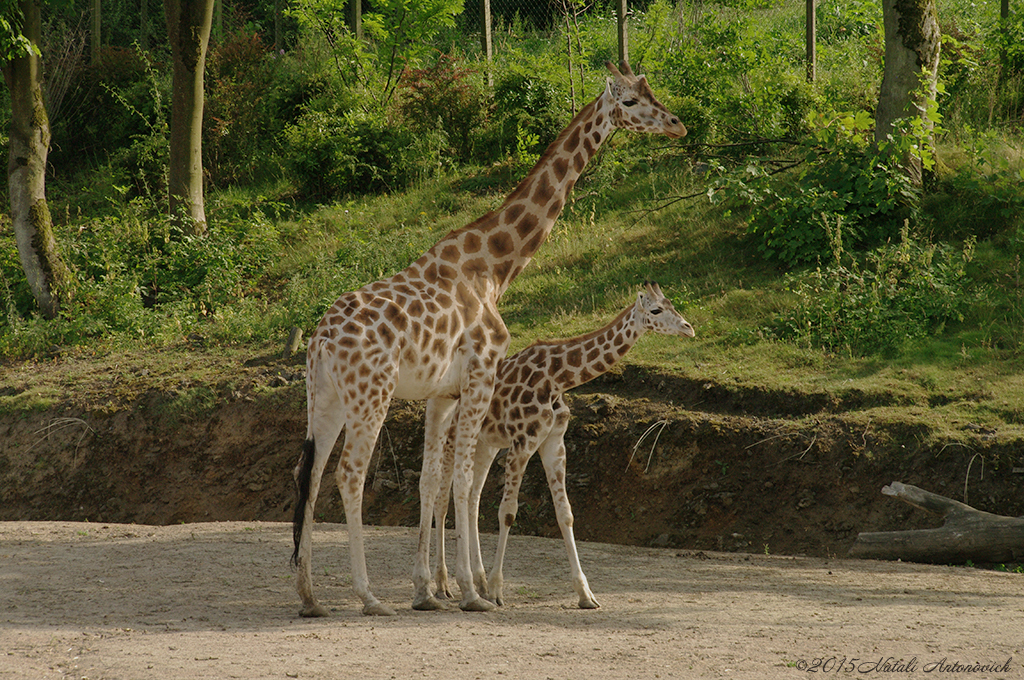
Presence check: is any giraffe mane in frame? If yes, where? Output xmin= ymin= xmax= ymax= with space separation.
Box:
xmin=522 ymin=303 xmax=635 ymax=350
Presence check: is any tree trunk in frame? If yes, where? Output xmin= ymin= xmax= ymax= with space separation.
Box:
xmin=874 ymin=0 xmax=941 ymax=186
xmin=3 ymin=0 xmax=74 ymax=319
xmin=848 ymin=482 xmax=1024 ymax=564
xmin=164 ymin=0 xmax=214 ymax=235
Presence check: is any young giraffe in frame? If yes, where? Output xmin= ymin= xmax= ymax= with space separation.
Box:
xmin=292 ymin=61 xmax=687 ymax=617
xmin=430 ymin=282 xmax=694 ymax=608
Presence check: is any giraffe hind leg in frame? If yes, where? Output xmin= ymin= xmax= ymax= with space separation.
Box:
xmin=293 ymin=434 xmax=334 ymax=617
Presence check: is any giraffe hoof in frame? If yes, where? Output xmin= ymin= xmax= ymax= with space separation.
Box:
xmin=579 ymin=597 xmax=601 ymax=609
xmin=460 ymin=596 xmax=497 ymax=612
xmin=362 ymin=601 xmax=397 ymax=616
xmin=412 ymin=595 xmax=450 ymax=611
xmin=299 ymin=603 xmax=331 ymax=618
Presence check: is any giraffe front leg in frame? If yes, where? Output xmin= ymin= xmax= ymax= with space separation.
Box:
xmin=413 ymin=398 xmax=457 ymax=611
xmin=431 ymin=411 xmax=457 ymax=600
xmin=538 ymin=428 xmax=599 ymax=609
xmin=468 ymin=442 xmax=500 ymax=600
xmin=451 ymin=378 xmax=496 ymax=612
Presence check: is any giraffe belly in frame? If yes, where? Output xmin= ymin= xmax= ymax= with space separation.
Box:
xmin=392 ymin=358 xmax=462 ymax=401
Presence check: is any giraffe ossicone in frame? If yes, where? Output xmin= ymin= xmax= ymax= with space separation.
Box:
xmin=430 ymin=282 xmax=694 ymax=609
xmin=291 ymin=62 xmax=686 ymax=616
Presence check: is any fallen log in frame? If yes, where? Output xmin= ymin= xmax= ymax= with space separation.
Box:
xmin=848 ymin=481 xmax=1024 ymax=564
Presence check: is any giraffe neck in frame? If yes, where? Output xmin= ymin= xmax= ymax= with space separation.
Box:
xmin=406 ymin=90 xmax=616 ymax=298
xmin=537 ymin=301 xmax=644 ymax=393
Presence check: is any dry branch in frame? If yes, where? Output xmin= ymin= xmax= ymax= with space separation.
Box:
xmin=848 ymin=481 xmax=1024 ymax=564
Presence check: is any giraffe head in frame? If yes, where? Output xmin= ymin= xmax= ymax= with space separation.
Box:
xmin=604 ymin=61 xmax=688 ymax=139
xmin=637 ymin=281 xmax=695 ymax=338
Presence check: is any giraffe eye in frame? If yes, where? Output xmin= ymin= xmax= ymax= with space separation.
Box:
xmin=623 ymin=99 xmax=638 ymax=107
xmin=651 ymin=308 xmax=663 ymax=315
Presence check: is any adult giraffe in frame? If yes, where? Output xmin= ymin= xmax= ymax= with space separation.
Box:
xmin=292 ymin=61 xmax=687 ymax=616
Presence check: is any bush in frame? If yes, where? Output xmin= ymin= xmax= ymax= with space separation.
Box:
xmin=50 ymin=46 xmax=168 ymax=182
xmin=205 ymin=31 xmax=285 ymax=186
xmin=398 ymin=54 xmax=489 ymax=163
xmin=719 ymin=112 xmax=918 ymax=266
xmin=283 ymin=107 xmax=416 ymax=200
xmin=490 ymin=69 xmax=565 ymax=157
xmin=772 ymin=220 xmax=977 ymax=356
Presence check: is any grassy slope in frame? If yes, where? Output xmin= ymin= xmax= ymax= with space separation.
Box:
xmin=3 ymin=0 xmax=1024 ymax=464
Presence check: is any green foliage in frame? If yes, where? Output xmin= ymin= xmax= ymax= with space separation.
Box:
xmin=398 ymin=54 xmax=489 ymax=162
xmin=817 ymin=0 xmax=881 ymax=42
xmin=204 ymin=30 xmax=288 ymax=186
xmin=484 ymin=68 xmax=565 ymax=161
xmin=287 ymin=0 xmax=463 ymax=111
xmin=0 ymin=4 xmax=38 ymax=60
xmin=772 ymin=220 xmax=977 ymax=356
xmin=636 ymin=3 xmax=814 ymax=146
xmin=51 ymin=45 xmax=169 ymax=188
xmin=282 ymin=107 xmax=416 ymax=199
xmin=939 ymin=131 xmax=1024 ymax=238
xmin=990 ymin=11 xmax=1024 ymax=77
xmin=716 ymin=112 xmax=917 ymax=266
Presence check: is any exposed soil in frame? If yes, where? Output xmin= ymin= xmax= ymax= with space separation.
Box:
xmin=2 ymin=349 xmax=1023 ymax=559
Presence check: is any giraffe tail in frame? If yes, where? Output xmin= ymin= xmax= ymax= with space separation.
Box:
xmin=291 ymin=437 xmax=316 ymax=567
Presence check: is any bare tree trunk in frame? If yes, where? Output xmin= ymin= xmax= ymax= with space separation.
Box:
xmin=3 ymin=0 xmax=74 ymax=319
xmin=874 ymin=0 xmax=941 ymax=186
xmin=164 ymin=0 xmax=214 ymax=235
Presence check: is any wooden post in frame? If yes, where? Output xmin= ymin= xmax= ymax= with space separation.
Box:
xmin=805 ymin=0 xmax=816 ymax=82
xmin=140 ymin=0 xmax=149 ymax=50
xmin=349 ymin=0 xmax=363 ymax=41
xmin=274 ymin=0 xmax=282 ymax=52
xmin=92 ymin=0 xmax=101 ymax=64
xmin=213 ymin=0 xmax=222 ymax=41
xmin=617 ymin=0 xmax=629 ymax=65
xmin=848 ymin=482 xmax=1024 ymax=564
xmin=480 ymin=0 xmax=493 ymax=86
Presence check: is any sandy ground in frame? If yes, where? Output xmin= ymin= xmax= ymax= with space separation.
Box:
xmin=1 ymin=521 xmax=1021 ymax=680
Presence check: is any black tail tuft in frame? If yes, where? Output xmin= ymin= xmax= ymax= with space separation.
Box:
xmin=291 ymin=438 xmax=316 ymax=567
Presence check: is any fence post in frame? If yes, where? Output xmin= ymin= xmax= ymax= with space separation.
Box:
xmin=481 ymin=0 xmax=493 ymax=85
xmin=617 ymin=0 xmax=629 ymax=64
xmin=348 ymin=0 xmax=363 ymax=40
xmin=92 ymin=0 xmax=101 ymax=64
xmin=806 ymin=0 xmax=816 ymax=82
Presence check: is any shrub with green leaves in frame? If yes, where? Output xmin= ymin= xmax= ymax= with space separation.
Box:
xmin=490 ymin=70 xmax=565 ymax=158
xmin=722 ymin=111 xmax=918 ymax=266
xmin=772 ymin=220 xmax=977 ymax=355
xmin=283 ymin=108 xmax=415 ymax=199
xmin=637 ymin=4 xmax=813 ymax=146
xmin=398 ymin=54 xmax=489 ymax=162
xmin=205 ymin=31 xmax=286 ymax=186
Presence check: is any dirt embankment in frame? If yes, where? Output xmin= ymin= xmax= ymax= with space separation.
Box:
xmin=3 ymin=353 xmax=1022 ymax=561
